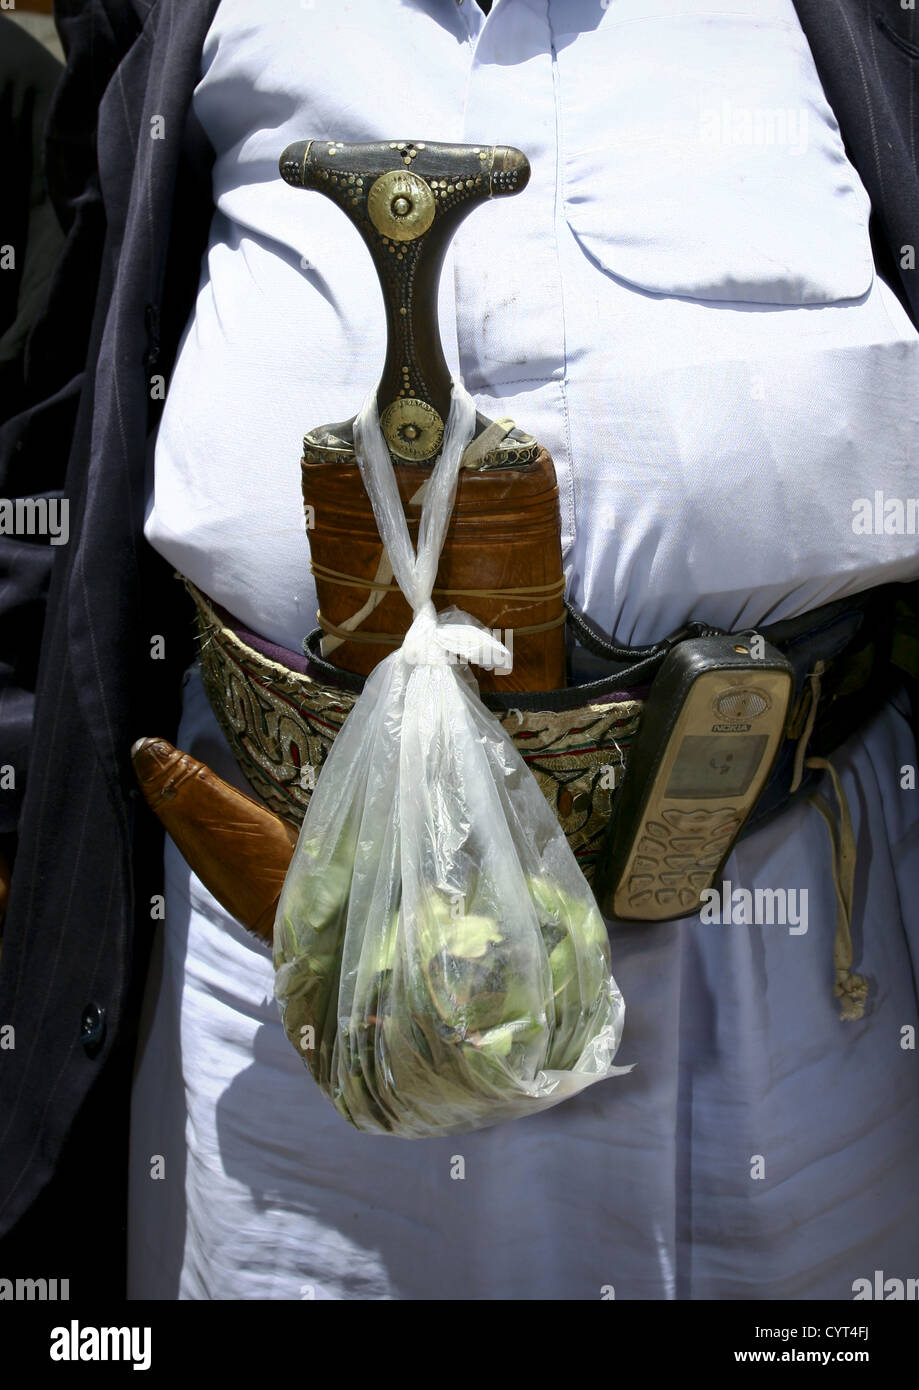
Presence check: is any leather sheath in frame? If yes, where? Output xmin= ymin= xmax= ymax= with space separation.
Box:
xmin=303 ymin=443 xmax=568 ymax=692
xmin=132 ymin=738 xmax=297 ymax=944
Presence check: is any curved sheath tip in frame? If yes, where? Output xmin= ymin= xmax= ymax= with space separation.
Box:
xmin=131 ymin=735 xmax=299 ymax=942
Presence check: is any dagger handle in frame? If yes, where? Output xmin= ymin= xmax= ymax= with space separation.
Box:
xmin=279 ymin=138 xmax=529 ymax=461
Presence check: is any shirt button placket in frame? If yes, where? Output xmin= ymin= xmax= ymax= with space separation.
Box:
xmin=453 ymin=2 xmax=575 ymax=552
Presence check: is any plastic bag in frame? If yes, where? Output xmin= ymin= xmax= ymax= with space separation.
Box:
xmin=274 ymin=380 xmax=630 ymax=1136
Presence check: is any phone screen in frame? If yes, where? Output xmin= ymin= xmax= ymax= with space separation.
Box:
xmin=665 ymin=734 xmax=769 ymax=800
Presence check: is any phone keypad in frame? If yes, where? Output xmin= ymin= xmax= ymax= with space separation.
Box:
xmin=626 ymin=806 xmax=743 ymax=912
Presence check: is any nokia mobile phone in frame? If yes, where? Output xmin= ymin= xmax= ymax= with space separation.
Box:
xmin=593 ymin=634 xmax=794 ymax=922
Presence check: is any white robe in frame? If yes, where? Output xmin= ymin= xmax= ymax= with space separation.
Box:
xmin=131 ymin=0 xmax=919 ymax=1299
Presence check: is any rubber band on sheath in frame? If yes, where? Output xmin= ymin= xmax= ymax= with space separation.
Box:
xmin=316 ymin=609 xmax=568 ymax=646
xmin=310 ymin=559 xmax=566 ymax=602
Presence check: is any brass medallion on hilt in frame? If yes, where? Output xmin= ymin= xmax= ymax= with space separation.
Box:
xmin=380 ymin=397 xmax=444 ymax=461
xmin=367 ymin=170 xmax=436 ymax=242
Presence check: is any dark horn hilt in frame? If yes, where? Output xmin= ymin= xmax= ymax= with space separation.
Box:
xmin=279 ymin=138 xmax=531 ymax=463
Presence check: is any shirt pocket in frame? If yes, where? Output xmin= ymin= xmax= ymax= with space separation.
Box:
xmin=554 ymin=1 xmax=875 ymax=305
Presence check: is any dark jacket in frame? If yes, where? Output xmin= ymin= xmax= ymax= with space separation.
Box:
xmin=0 ymin=0 xmax=916 ymax=1292
xmin=0 ymin=15 xmax=64 ymax=424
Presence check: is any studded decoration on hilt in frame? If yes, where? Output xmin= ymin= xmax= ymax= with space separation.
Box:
xmin=279 ymin=138 xmax=530 ymax=462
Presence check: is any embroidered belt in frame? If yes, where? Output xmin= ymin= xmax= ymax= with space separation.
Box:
xmin=184 ymin=577 xmax=905 ymax=887
xmin=188 ymin=581 xmax=642 ymax=882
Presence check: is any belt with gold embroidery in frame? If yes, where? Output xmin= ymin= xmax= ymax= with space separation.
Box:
xmin=182 ymin=574 xmax=895 ymax=870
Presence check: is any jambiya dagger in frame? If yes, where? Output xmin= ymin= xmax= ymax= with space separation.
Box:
xmin=278 ymin=138 xmax=569 ymax=693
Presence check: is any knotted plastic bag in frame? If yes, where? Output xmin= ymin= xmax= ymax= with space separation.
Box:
xmin=274 ymin=380 xmax=630 ymax=1136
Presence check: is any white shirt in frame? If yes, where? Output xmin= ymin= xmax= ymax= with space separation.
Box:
xmin=130 ymin=0 xmax=919 ymax=1301
xmin=144 ymin=0 xmax=919 ymax=656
